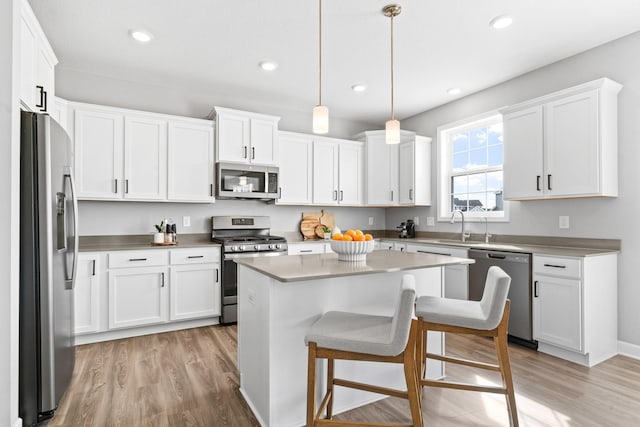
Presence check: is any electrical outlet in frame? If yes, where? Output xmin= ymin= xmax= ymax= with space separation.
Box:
xmin=559 ymin=216 xmax=570 ymax=229
xmin=426 ymin=217 xmax=435 ymax=226
xmin=368 ymin=217 xmax=374 ymax=226
xmin=414 ymin=216 xmax=419 ymax=226
xmin=182 ymin=216 xmax=191 ymax=227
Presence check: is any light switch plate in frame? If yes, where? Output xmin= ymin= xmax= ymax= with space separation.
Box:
xmin=182 ymin=216 xmax=191 ymax=227
xmin=368 ymin=217 xmax=374 ymax=225
xmin=426 ymin=217 xmax=435 ymax=226
xmin=559 ymin=216 xmax=570 ymax=229
xmin=414 ymin=216 xmax=419 ymax=226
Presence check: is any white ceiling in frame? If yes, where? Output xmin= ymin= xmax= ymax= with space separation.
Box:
xmin=29 ymin=0 xmax=640 ymax=124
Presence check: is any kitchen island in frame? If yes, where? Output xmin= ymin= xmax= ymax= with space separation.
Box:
xmin=235 ymin=250 xmax=473 ymax=427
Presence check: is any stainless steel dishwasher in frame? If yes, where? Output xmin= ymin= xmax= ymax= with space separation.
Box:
xmin=468 ymin=249 xmax=536 ymax=348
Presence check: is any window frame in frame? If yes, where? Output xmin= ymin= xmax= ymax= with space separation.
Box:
xmin=436 ymin=110 xmax=509 ymax=222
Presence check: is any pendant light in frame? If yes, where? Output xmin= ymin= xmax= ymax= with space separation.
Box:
xmin=313 ymin=0 xmax=329 ymax=134
xmin=383 ymin=4 xmax=401 ymax=144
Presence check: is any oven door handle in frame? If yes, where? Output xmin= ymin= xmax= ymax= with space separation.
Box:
xmin=223 ymin=251 xmax=288 ymax=260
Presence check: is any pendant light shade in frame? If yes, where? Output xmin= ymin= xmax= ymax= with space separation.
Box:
xmin=313 ymin=0 xmax=329 ymax=134
xmin=383 ymin=4 xmax=401 ymax=144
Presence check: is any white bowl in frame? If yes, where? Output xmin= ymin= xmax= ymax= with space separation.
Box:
xmin=330 ymin=239 xmax=375 ymax=262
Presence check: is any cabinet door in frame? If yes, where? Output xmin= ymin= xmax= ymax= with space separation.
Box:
xmin=250 ymin=118 xmax=278 ymax=165
xmin=544 ymin=90 xmax=599 ymax=197
xmin=338 ymin=142 xmax=363 ymax=205
xmin=217 ymin=113 xmax=250 ymax=163
xmin=167 ymin=122 xmax=215 ymax=202
xmin=74 ymin=109 xmax=124 ymax=199
xmin=19 ymin=11 xmax=38 ymax=110
xmin=278 ymin=134 xmax=313 ymax=204
xmin=533 ymin=275 xmax=582 ymax=352
xmin=503 ymin=106 xmax=544 ymax=200
xmin=170 ymin=264 xmax=220 ymax=320
xmin=74 ymin=254 xmax=100 ymax=335
xmin=108 ymin=267 xmax=168 ymax=329
xmin=313 ymin=140 xmax=339 ymax=205
xmin=36 ymin=44 xmax=56 ymax=113
xmin=366 ymin=137 xmax=398 ymax=205
xmin=124 ymin=116 xmax=167 ymax=200
xmin=399 ymin=141 xmax=415 ymax=204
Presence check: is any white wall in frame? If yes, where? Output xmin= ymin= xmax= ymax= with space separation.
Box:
xmin=78 ymin=200 xmax=385 ymax=236
xmin=389 ymin=31 xmax=640 ymax=347
xmin=55 ymin=67 xmax=378 ymax=139
xmin=1 ymin=0 xmax=21 ymax=425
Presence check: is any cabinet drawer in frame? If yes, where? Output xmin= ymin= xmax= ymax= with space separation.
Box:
xmin=108 ymin=251 xmax=168 ymax=268
xmin=288 ymin=243 xmax=325 ymax=255
xmin=533 ymin=255 xmax=581 ymax=278
xmin=170 ymin=247 xmax=221 ymax=265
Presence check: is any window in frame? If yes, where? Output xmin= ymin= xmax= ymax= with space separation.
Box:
xmin=437 ymin=112 xmax=507 ymax=221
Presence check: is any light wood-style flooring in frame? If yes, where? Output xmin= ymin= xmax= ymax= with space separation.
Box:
xmin=50 ymin=325 xmax=640 ymax=426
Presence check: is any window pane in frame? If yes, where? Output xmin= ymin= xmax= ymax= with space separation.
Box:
xmin=467 ymin=192 xmax=487 ymax=212
xmin=452 ymin=132 xmax=469 ymax=153
xmin=486 ymin=191 xmax=504 ymax=212
xmin=487 ymin=171 xmax=503 ymax=192
xmin=453 ymin=152 xmax=468 ymax=172
xmin=467 ymin=173 xmax=486 ymax=193
xmin=469 ymin=148 xmax=487 ymax=169
xmin=452 ymin=175 xmax=467 ymax=194
xmin=470 ymin=128 xmax=487 ymax=149
xmin=488 ymin=144 xmax=503 ymax=166
xmin=451 ymin=195 xmax=468 ymax=212
xmin=488 ymin=123 xmax=503 ymax=145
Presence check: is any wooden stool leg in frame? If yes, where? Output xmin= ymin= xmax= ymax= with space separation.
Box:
xmin=404 ymin=322 xmax=423 ymax=427
xmin=307 ymin=343 xmax=317 ymax=427
xmin=494 ymin=334 xmax=519 ymax=427
xmin=326 ymin=358 xmax=334 ymax=419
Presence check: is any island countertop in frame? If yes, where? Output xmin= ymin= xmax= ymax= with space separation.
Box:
xmin=234 ymin=250 xmax=473 ymax=282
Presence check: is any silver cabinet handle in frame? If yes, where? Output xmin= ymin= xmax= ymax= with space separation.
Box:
xmin=187 ymin=255 xmax=204 ymax=259
xmin=129 ymin=258 xmax=147 ymax=261
xmin=161 ymin=272 xmax=165 ymax=287
xmin=409 ymin=189 xmax=413 ymax=201
xmin=114 ymin=179 xmax=118 ymax=193
xmin=536 ymin=175 xmax=541 ymax=191
xmin=534 ymin=280 xmax=539 ymax=298
xmin=125 ymin=179 xmax=129 ymax=194
xmin=252 ymin=147 xmax=255 ymax=159
xmin=278 ymin=187 xmax=282 ymax=199
xmin=417 ymin=250 xmax=450 ymax=256
xmin=243 ymin=146 xmax=248 ymax=159
xmin=215 ymin=268 xmax=219 ymax=283
xmin=210 ymin=183 xmax=214 ymax=197
xmin=339 ymin=190 xmax=343 ymax=201
xmin=300 ymin=249 xmax=313 ymax=253
xmin=390 ymin=190 xmax=394 ymax=201
xmin=543 ymin=263 xmax=566 ymax=269
xmin=333 ymin=190 xmax=337 ymax=201
xmin=92 ymin=259 xmax=96 ymax=276
xmin=547 ymin=174 xmax=552 ymax=190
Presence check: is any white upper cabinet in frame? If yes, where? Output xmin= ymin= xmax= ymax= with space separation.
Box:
xmin=19 ymin=0 xmax=57 ymax=113
xmin=312 ymin=138 xmax=363 ymax=206
xmin=356 ymin=130 xmax=430 ymax=207
xmin=73 ymin=101 xmax=214 ymax=202
xmin=74 ymin=107 xmax=124 ymax=199
xmin=214 ymin=107 xmax=280 ymax=166
xmin=501 ymin=78 xmax=622 ymax=200
xmin=277 ymin=132 xmax=313 ymax=205
xmin=167 ymin=121 xmax=215 ymax=202
xmin=124 ymin=116 xmax=167 ymax=200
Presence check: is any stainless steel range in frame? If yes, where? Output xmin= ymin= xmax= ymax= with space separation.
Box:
xmin=211 ymin=216 xmax=288 ymax=324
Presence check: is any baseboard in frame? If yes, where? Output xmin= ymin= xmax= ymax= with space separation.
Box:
xmin=238 ymin=387 xmax=267 ymax=427
xmin=618 ymin=340 xmax=640 ymax=360
xmin=13 ymin=417 xmax=23 ymax=427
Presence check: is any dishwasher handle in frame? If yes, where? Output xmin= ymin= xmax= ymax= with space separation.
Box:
xmin=488 ymin=253 xmax=506 ymax=259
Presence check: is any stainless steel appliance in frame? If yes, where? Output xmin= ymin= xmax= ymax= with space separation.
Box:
xmin=19 ymin=111 xmax=78 ymax=426
xmin=211 ymin=216 xmax=287 ymax=324
xmin=468 ymin=249 xmax=537 ymax=348
xmin=216 ymin=162 xmax=279 ymax=200
xmin=406 ymin=219 xmax=416 ymax=238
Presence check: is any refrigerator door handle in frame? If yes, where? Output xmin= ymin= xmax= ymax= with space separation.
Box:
xmin=64 ymin=166 xmax=79 ymax=289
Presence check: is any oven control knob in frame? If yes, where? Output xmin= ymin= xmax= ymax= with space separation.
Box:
xmin=275 ymin=244 xmax=281 ymax=250
xmin=240 ymin=245 xmax=247 ymax=251
xmin=254 ymin=245 xmax=260 ymax=251
xmin=268 ymin=244 xmax=274 ymax=250
xmin=231 ymin=245 xmax=238 ymax=252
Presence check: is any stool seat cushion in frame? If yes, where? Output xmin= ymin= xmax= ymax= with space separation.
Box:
xmin=416 ymin=297 xmax=489 ymax=330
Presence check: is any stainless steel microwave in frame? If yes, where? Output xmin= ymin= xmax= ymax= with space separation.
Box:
xmin=216 ymin=162 xmax=279 ymax=200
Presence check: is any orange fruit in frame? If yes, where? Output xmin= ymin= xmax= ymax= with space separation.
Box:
xmin=332 ymin=233 xmax=343 ymax=240
xmin=364 ymin=234 xmax=373 ymax=241
xmin=341 ymin=234 xmax=353 ymax=241
xmin=353 ymin=234 xmax=365 ymax=241
xmin=344 ymin=229 xmax=356 ymax=238
xmin=355 ymin=229 xmax=364 ymax=237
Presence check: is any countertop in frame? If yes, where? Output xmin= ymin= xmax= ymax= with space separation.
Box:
xmin=234 ymin=250 xmax=473 ymax=282
xmin=79 ymin=234 xmax=221 ymax=252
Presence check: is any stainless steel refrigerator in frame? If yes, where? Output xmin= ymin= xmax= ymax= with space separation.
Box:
xmin=19 ymin=111 xmax=78 ymax=426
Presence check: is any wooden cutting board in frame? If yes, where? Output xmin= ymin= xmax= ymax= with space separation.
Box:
xmin=319 ymin=210 xmax=335 ymax=230
xmin=300 ymin=218 xmax=320 ymax=239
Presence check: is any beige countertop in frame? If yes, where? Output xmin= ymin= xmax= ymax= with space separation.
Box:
xmin=234 ymin=250 xmax=473 ymax=282
xmin=79 ymin=234 xmax=220 ymax=252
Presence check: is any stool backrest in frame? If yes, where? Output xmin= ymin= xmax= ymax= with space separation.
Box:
xmin=480 ymin=266 xmax=511 ymax=330
xmin=388 ymin=274 xmax=417 ymax=355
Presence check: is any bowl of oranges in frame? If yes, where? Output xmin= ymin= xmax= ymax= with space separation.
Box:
xmin=330 ymin=229 xmax=374 ymax=261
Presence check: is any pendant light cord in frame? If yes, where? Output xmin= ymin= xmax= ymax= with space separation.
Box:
xmin=318 ymin=0 xmax=322 ymax=106
xmin=390 ymin=12 xmax=395 ymax=120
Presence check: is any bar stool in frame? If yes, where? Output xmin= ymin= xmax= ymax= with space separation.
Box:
xmin=305 ymin=274 xmax=422 ymax=427
xmin=415 ymin=266 xmax=519 ymax=427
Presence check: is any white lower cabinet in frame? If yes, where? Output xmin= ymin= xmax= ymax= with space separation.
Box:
xmin=405 ymin=244 xmax=469 ymax=300
xmin=108 ymin=266 xmax=169 ymax=329
xmin=532 ymin=253 xmax=618 ymax=366
xmin=378 ymin=240 xmax=406 ymax=252
xmin=74 ymin=253 xmax=100 ymax=335
xmin=170 ymin=263 xmax=220 ymax=321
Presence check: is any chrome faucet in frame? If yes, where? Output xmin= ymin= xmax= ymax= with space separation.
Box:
xmin=483 ymin=217 xmax=492 ymax=243
xmin=450 ymin=210 xmax=471 ymax=242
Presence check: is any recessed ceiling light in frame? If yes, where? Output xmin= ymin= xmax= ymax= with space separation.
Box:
xmin=489 ymin=15 xmax=513 ymax=30
xmin=351 ymin=83 xmax=368 ymax=92
xmin=259 ymin=61 xmax=278 ymax=71
xmin=447 ymin=87 xmax=461 ymax=95
xmin=129 ymin=30 xmax=153 ymax=43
